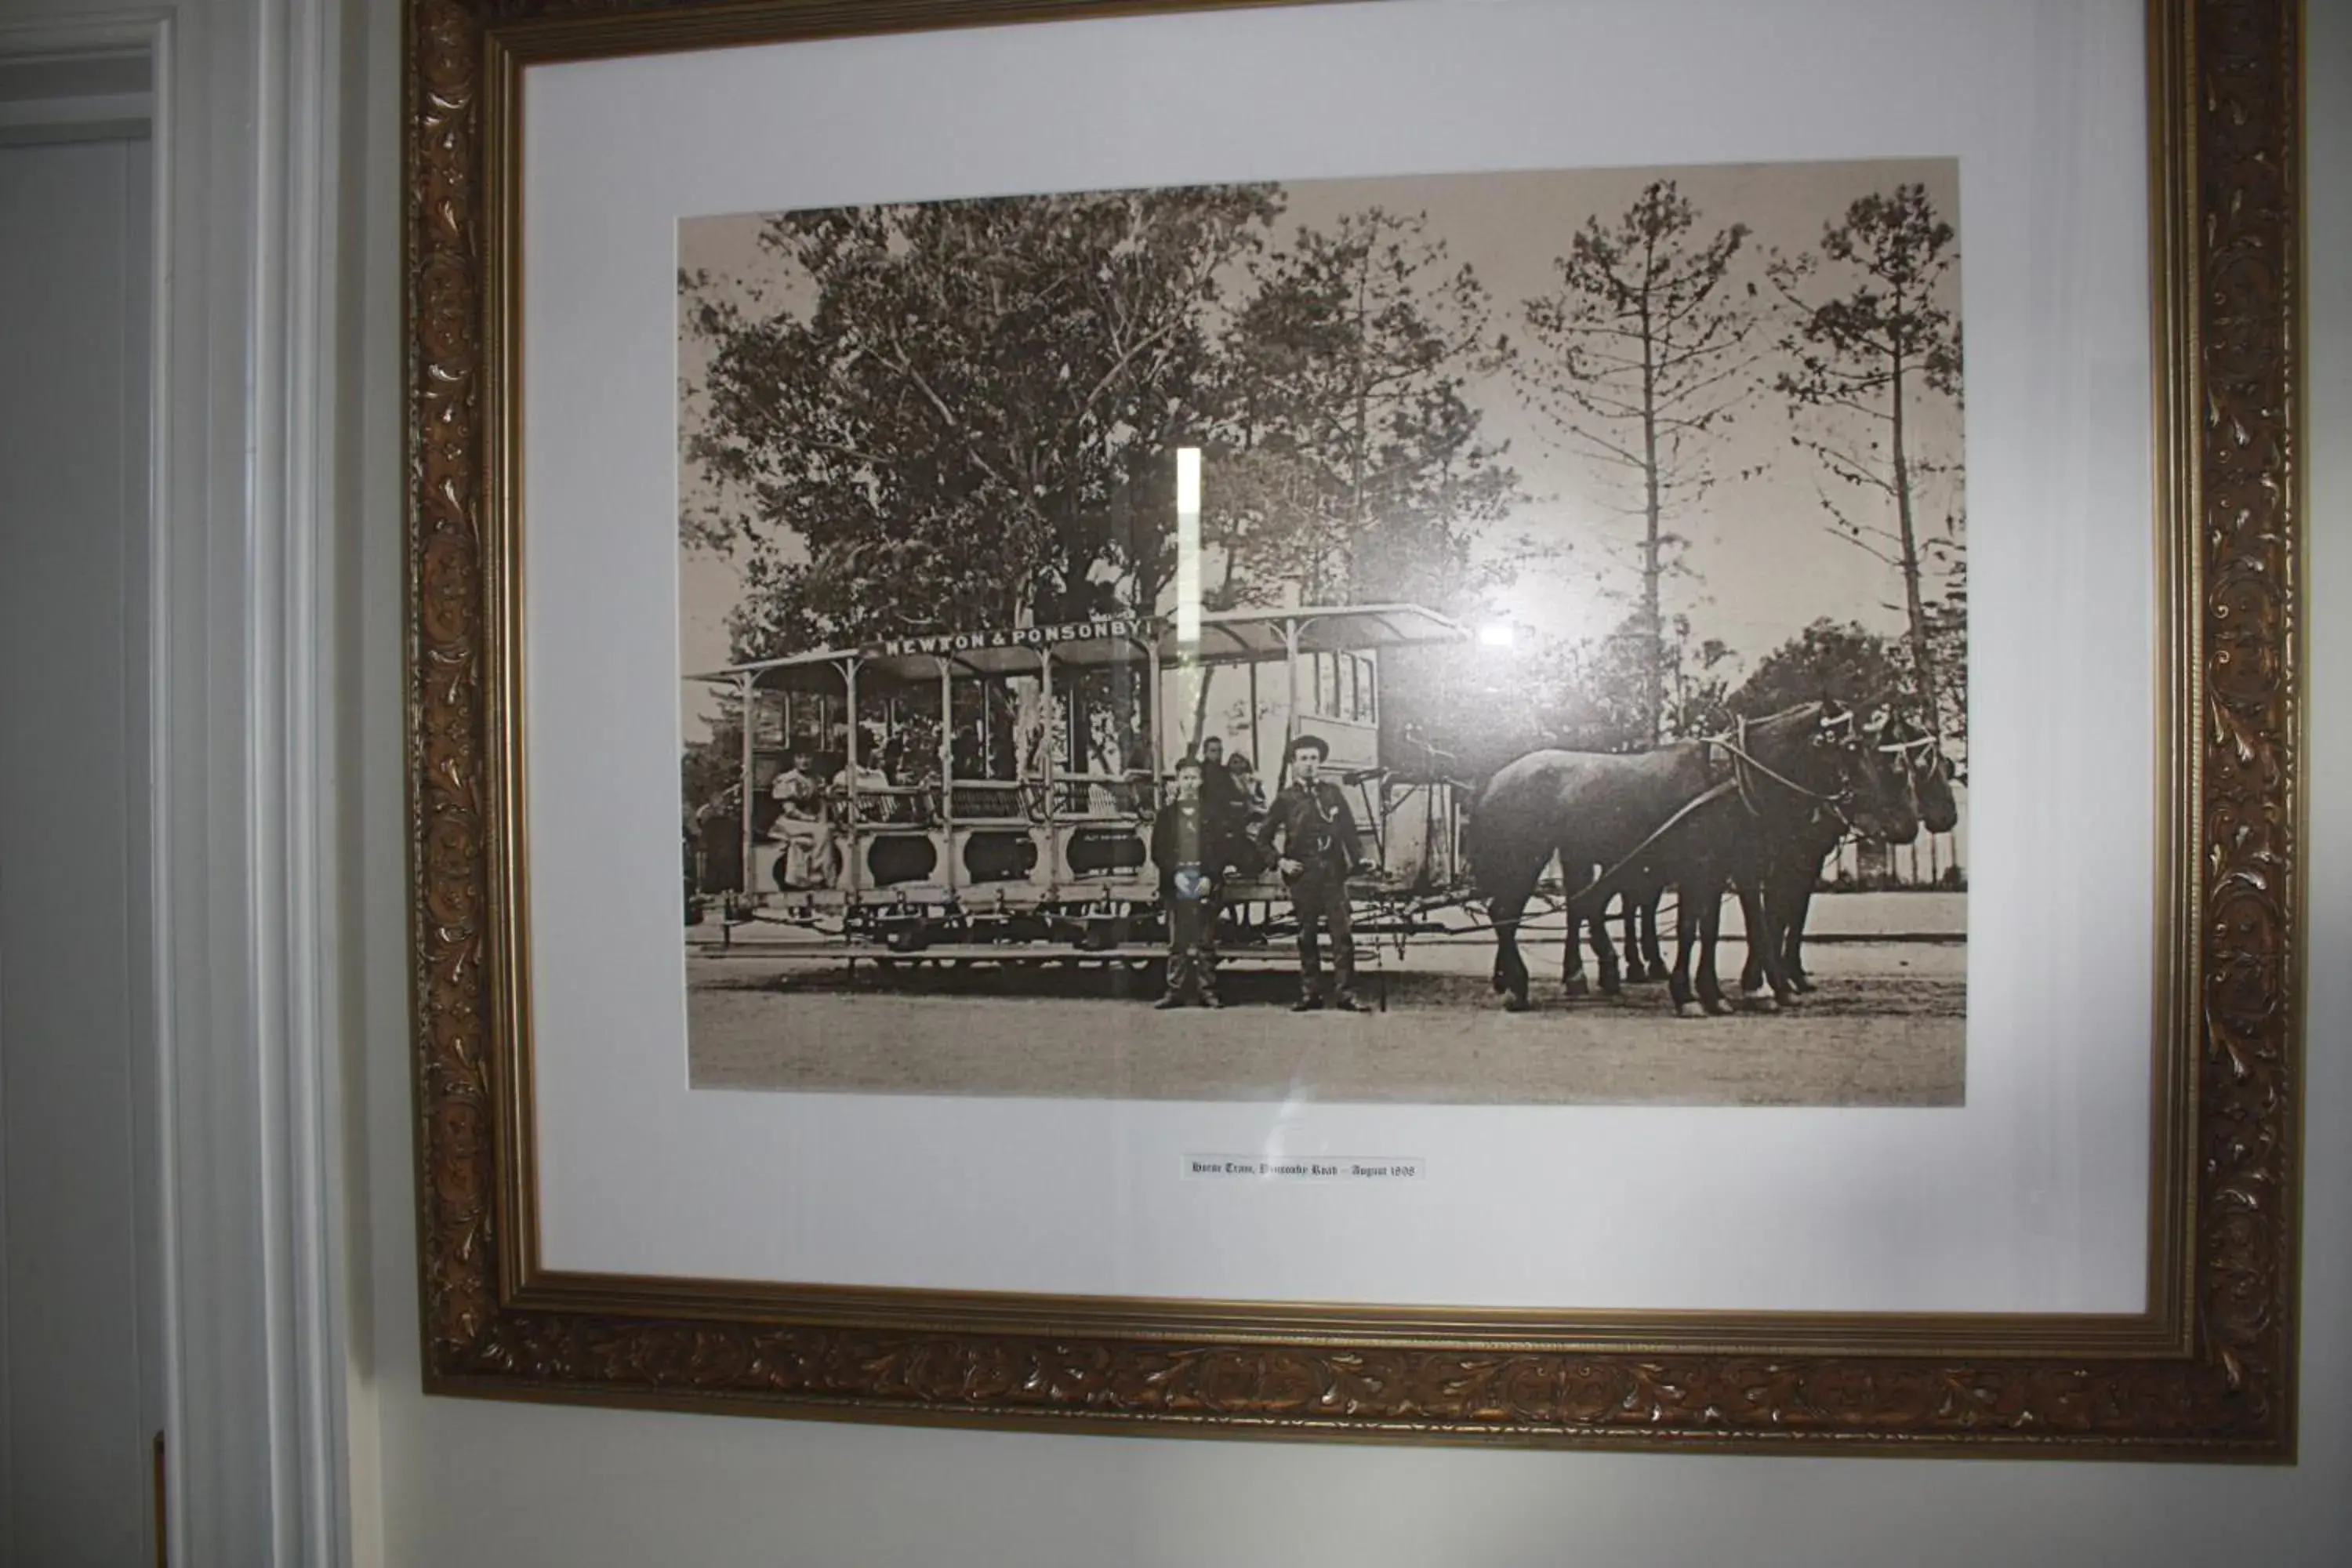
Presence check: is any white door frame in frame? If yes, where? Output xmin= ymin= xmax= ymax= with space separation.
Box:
xmin=0 ymin=3 xmax=354 ymax=1563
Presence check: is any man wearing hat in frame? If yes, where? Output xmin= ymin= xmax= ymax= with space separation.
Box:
xmin=1255 ymin=732 xmax=1370 ymax=1011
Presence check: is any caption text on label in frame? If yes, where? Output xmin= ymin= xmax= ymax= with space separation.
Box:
xmin=1182 ymin=1154 xmax=1425 ymax=1182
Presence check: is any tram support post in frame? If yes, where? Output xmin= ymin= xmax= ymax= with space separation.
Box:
xmin=1280 ymin=617 xmax=1301 ymax=789
xmin=737 ymin=671 xmax=755 ymax=900
xmin=841 ymin=657 xmax=862 ymax=897
xmin=939 ymin=658 xmax=956 ymax=897
xmin=1145 ymin=640 xmax=1163 ymax=789
xmin=1247 ymin=661 xmax=1261 ymax=772
xmin=1038 ymin=647 xmax=1056 ymax=887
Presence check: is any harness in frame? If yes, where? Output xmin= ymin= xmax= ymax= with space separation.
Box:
xmin=1719 ymin=717 xmax=1859 ymax=827
xmin=1880 ymin=729 xmax=1942 ymax=779
xmin=1563 ymin=715 xmax=1867 ymax=920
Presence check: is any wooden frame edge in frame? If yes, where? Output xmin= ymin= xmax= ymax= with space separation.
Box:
xmin=402 ymin=0 xmax=2304 ymax=1456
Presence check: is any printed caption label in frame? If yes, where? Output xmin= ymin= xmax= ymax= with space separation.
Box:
xmin=1183 ymin=1155 xmax=1425 ymax=1183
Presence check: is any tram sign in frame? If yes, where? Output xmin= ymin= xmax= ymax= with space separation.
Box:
xmin=868 ymin=615 xmax=1161 ymax=659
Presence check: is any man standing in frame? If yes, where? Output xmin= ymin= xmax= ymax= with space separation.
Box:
xmin=1256 ymin=733 xmax=1368 ymax=1011
xmin=1151 ymin=754 xmax=1228 ymax=1008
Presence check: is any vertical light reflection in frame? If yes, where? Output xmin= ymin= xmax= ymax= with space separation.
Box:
xmin=1174 ymin=447 xmax=1202 ymax=646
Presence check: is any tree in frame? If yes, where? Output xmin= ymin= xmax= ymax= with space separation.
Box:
xmin=1729 ymin=618 xmax=1908 ymax=718
xmin=1191 ymin=209 xmax=1525 ymax=751
xmin=1920 ymin=553 xmax=1966 ymax=768
xmin=680 ymin=693 xmax=750 ymax=894
xmin=1216 ymin=208 xmax=1519 ymax=610
xmin=1660 ymin=614 xmax=1737 ymax=739
xmin=1376 ymin=630 xmax=1585 ymax=780
xmin=1518 ymin=180 xmax=1759 ymax=745
xmin=681 ymin=714 xmax=743 ymax=826
xmin=1769 ymin=183 xmax=1965 ymax=735
xmin=1540 ymin=611 xmax=1736 ymax=753
xmin=1379 ymin=612 xmax=1733 ymax=780
xmin=683 ymin=185 xmax=1282 ymax=656
xmin=1731 ymin=611 xmax=1964 ymax=770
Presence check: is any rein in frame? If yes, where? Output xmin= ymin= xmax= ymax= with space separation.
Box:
xmin=1559 ymin=711 xmax=1869 ymax=920
xmin=1563 ymin=776 xmax=1742 ymax=920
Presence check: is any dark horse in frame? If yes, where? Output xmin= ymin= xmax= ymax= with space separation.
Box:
xmin=1466 ymin=702 xmax=1920 ymax=1017
xmin=1608 ymin=878 xmax=1668 ymax=984
xmin=1740 ymin=710 xmax=1959 ymax=998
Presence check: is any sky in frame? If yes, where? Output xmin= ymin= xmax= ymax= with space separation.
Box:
xmin=674 ymin=155 xmax=1964 ymax=728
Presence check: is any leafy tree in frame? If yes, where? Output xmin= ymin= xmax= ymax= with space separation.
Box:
xmin=1215 ymin=208 xmax=1519 ymax=609
xmin=1546 ymin=611 xmax=1736 ymax=751
xmin=1730 ymin=611 xmax=1965 ymax=773
xmin=1920 ymin=554 xmax=1966 ymax=768
xmin=1728 ymin=618 xmax=1908 ymax=717
xmin=1189 ymin=209 xmax=1524 ymax=748
xmin=1519 ymin=180 xmax=1759 ymax=745
xmin=684 ymin=188 xmax=1531 ymax=786
xmin=682 ymin=717 xmax=742 ymax=826
xmin=1769 ymin=183 xmax=1965 ymax=735
xmin=680 ymin=697 xmax=749 ymax=894
xmin=683 ymin=185 xmax=1282 ymax=656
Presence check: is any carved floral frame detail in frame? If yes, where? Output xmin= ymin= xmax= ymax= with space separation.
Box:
xmin=405 ymin=0 xmax=2305 ymax=1455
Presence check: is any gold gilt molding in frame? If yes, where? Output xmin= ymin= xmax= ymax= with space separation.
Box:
xmin=404 ymin=0 xmax=2303 ymax=1453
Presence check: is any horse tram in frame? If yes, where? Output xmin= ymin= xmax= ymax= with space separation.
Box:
xmin=687 ymin=604 xmax=1477 ymax=985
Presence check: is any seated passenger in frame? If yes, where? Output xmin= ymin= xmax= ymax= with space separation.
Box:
xmin=768 ymin=748 xmax=833 ymax=889
xmin=833 ymin=755 xmax=891 ymax=808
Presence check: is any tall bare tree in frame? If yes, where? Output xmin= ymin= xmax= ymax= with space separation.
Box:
xmin=1769 ymin=183 xmax=1964 ymax=735
xmin=1518 ymin=180 xmax=1758 ymax=745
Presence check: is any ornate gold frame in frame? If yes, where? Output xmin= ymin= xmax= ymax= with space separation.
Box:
xmin=405 ymin=0 xmax=2305 ymax=1454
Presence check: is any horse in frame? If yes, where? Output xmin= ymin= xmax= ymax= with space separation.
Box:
xmin=1893 ymin=711 xmax=1962 ymax=836
xmin=1559 ymin=877 xmax=1668 ymax=987
xmin=1740 ymin=710 xmax=1959 ymax=998
xmin=1642 ymin=705 xmax=1922 ymax=1015
xmin=1465 ymin=702 xmax=1920 ymax=1017
xmin=1610 ymin=878 xmax=1668 ymax=983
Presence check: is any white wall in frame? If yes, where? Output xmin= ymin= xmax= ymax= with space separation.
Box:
xmin=348 ymin=4 xmax=2352 ymax=1564
xmin=0 ymin=129 xmax=162 ymax=1568
xmin=5 ymin=0 xmax=358 ymax=1556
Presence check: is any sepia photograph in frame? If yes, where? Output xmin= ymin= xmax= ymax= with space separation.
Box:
xmin=674 ymin=158 xmax=1967 ymax=1107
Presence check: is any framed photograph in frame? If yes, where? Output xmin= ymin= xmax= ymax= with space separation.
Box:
xmin=405 ymin=0 xmax=2307 ymax=1454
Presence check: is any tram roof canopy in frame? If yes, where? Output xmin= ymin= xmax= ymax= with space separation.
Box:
xmin=688 ymin=604 xmax=1469 ymax=691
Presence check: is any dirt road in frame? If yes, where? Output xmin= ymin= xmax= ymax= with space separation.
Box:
xmin=684 ymin=915 xmax=1965 ymax=1106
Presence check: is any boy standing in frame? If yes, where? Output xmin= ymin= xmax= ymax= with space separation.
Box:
xmin=1151 ymin=755 xmax=1229 ymax=1008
